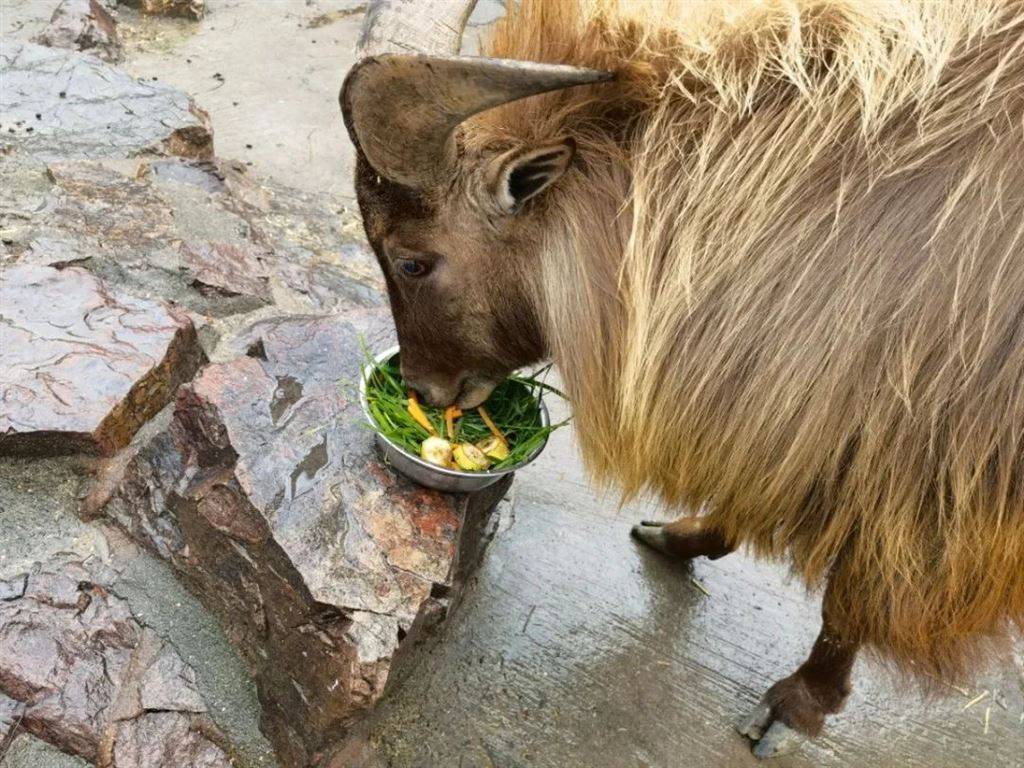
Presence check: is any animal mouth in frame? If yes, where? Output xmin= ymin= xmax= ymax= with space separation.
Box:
xmin=455 ymin=378 xmax=498 ymax=410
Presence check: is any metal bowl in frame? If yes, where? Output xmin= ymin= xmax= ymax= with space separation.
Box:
xmin=359 ymin=345 xmax=551 ymax=492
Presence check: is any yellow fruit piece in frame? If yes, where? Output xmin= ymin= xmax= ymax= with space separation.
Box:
xmin=453 ymin=442 xmax=490 ymax=471
xmin=444 ymin=406 xmax=462 ymax=440
xmin=476 ymin=435 xmax=509 ymax=461
xmin=420 ymin=436 xmax=453 ymax=467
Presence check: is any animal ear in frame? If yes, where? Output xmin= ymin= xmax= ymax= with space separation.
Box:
xmin=490 ymin=138 xmax=576 ymax=214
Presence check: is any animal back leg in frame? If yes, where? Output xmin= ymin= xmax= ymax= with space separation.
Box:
xmin=737 ymin=575 xmax=859 ymax=758
xmin=630 ymin=514 xmax=734 ymax=560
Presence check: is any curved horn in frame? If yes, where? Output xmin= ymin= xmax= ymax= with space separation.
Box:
xmin=342 ymin=56 xmax=613 ymax=189
xmin=344 ymin=1 xmax=614 ymax=188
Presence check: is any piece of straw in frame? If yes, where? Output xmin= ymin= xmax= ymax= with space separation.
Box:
xmin=963 ymin=690 xmax=989 ymax=711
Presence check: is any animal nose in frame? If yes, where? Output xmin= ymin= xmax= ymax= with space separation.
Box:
xmin=401 ymin=364 xmax=463 ymax=408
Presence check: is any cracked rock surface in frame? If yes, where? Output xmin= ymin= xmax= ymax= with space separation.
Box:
xmin=33 ymin=0 xmax=121 ymax=62
xmin=86 ymin=310 xmax=511 ymax=766
xmin=0 ymin=40 xmax=211 ymax=161
xmin=0 ymin=264 xmax=204 ymax=457
xmin=0 ymin=560 xmax=232 ymax=766
xmin=1 ymin=12 xmax=508 ymax=768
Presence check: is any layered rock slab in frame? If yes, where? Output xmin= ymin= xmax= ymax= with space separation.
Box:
xmin=0 ymin=264 xmax=204 ymax=456
xmin=86 ymin=311 xmax=510 ymax=766
xmin=0 ymin=455 xmax=279 ymax=767
xmin=0 ymin=560 xmax=233 ymax=766
xmin=0 ymin=40 xmax=211 ymax=161
xmin=1 ymin=156 xmax=383 ymax=321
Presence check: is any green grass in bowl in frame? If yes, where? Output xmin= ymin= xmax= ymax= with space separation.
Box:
xmin=364 ymin=354 xmax=567 ymax=471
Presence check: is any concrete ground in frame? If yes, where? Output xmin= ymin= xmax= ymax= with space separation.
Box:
xmin=3 ymin=2 xmax=1023 ymax=767
xmin=351 ymin=401 xmax=1024 ymax=768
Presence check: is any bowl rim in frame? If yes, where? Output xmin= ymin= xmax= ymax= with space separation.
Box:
xmin=358 ymin=344 xmax=552 ymax=479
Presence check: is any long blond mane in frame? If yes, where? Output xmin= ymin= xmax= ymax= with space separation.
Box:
xmin=478 ymin=0 xmax=1024 ymax=679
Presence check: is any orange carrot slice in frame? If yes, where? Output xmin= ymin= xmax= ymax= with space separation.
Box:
xmin=444 ymin=406 xmax=462 ymax=441
xmin=407 ymin=390 xmax=437 ymax=436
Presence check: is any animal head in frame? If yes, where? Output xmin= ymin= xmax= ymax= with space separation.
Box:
xmin=341 ymin=5 xmax=611 ymax=407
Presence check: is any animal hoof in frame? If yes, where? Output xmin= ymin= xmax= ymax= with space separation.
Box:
xmin=736 ymin=701 xmax=805 ymax=759
xmin=630 ymin=521 xmax=670 ymax=554
xmin=752 ymin=721 xmax=804 ymax=759
xmin=735 ymin=702 xmax=772 ymax=741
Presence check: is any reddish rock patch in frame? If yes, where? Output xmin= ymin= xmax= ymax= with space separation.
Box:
xmin=0 ymin=265 xmax=204 ymax=456
xmin=0 ymin=561 xmax=232 ymax=766
xmin=33 ymin=0 xmax=121 ymax=63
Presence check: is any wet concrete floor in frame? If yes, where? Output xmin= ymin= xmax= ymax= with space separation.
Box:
xmin=348 ymin=396 xmax=1024 ymax=768
xmin=3 ymin=2 xmax=1022 ymax=766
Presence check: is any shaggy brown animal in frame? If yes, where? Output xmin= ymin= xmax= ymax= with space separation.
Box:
xmin=342 ymin=0 xmax=1024 ymax=757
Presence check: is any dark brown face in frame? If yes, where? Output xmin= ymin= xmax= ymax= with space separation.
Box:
xmin=353 ymin=139 xmax=575 ymax=407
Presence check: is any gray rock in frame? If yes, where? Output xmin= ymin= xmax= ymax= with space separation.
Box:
xmin=107 ymin=712 xmax=229 ymax=767
xmin=0 ymin=264 xmax=205 ymax=456
xmin=0 ymin=559 xmax=232 ymax=766
xmin=179 ymin=241 xmax=273 ymax=302
xmin=1 ymin=691 xmax=24 ymax=749
xmin=33 ymin=0 xmax=121 ymax=63
xmin=148 ymin=159 xmax=226 ymax=194
xmin=86 ymin=310 xmax=511 ymax=766
xmin=1 ymin=154 xmax=383 ymax=324
xmin=0 ymin=575 xmax=28 ymax=602
xmin=0 ymin=40 xmax=211 ymax=161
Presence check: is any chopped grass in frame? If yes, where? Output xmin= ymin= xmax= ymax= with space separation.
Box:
xmin=363 ymin=353 xmax=567 ymax=471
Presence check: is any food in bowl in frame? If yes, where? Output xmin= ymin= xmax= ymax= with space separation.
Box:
xmin=363 ymin=352 xmax=564 ymax=473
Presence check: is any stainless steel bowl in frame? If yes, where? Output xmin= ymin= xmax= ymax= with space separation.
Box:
xmin=359 ymin=345 xmax=551 ymax=492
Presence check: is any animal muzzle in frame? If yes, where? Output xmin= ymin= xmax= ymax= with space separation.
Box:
xmin=455 ymin=378 xmax=499 ymax=410
xmin=401 ymin=365 xmax=497 ymax=409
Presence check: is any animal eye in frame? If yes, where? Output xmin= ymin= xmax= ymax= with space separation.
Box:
xmin=396 ymin=258 xmax=430 ymax=278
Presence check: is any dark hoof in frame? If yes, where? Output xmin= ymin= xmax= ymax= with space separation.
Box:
xmin=736 ymin=701 xmax=806 ymax=758
xmin=630 ymin=521 xmax=672 ymax=555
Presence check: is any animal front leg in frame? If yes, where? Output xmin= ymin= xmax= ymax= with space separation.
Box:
xmin=630 ymin=514 xmax=734 ymax=560
xmin=737 ymin=580 xmax=859 ymax=758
